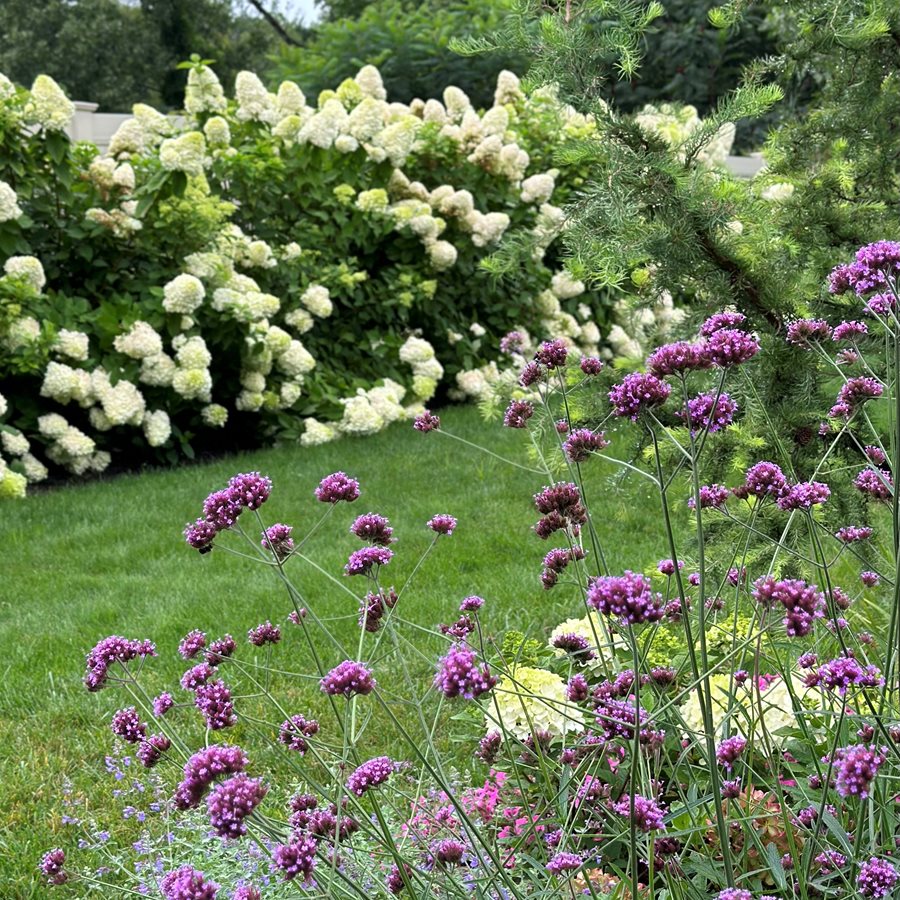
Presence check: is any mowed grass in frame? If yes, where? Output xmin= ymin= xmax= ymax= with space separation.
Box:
xmin=0 ymin=406 xmax=660 ymax=896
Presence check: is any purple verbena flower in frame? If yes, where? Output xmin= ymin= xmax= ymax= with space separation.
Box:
xmin=136 ymin=734 xmax=171 ymax=768
xmin=434 ymin=644 xmax=497 ymax=700
xmin=586 ymin=571 xmax=664 ymax=625
xmin=519 ymin=360 xmax=545 ymax=387
xmin=837 ymin=525 xmax=873 ymax=543
xmin=248 ymin=621 xmax=281 ymax=646
xmin=535 ymin=339 xmax=568 ymax=368
xmin=184 ymin=517 xmax=218 ymax=553
xmin=833 ymin=320 xmax=868 ymax=342
xmin=179 ymin=630 xmax=207 ymax=660
xmin=153 ymin=692 xmax=174 ymax=717
xmin=206 ymin=774 xmax=268 ymax=839
xmin=40 ymin=848 xmax=67 ymax=885
xmin=181 ymin=662 xmax=216 ymax=691
xmin=500 ymin=331 xmax=526 ymax=355
xmin=226 ymin=472 xmax=272 ymax=511
xmin=716 ymin=735 xmax=747 ymax=770
xmin=84 ymin=635 xmax=156 ymax=692
xmin=776 ymin=481 xmax=831 ymax=511
xmin=359 ymin=587 xmax=398 ymax=632
xmin=431 ymin=839 xmax=466 ymax=866
xmin=202 ymin=489 xmax=243 ymax=529
xmin=679 ymin=392 xmax=738 ymax=434
xmin=689 ymin=483 xmax=730 ymax=510
xmin=858 ymin=858 xmax=899 ymax=898
xmin=315 ymin=471 xmax=360 ymax=503
xmin=278 ymin=714 xmax=319 ymax=754
xmin=831 ymin=744 xmax=884 ymax=799
xmin=160 ymin=866 xmax=220 ymax=900
xmin=261 ymin=524 xmax=294 ymax=560
xmin=173 ymin=744 xmax=248 ymax=810
xmin=609 ymin=372 xmax=671 ymax=420
xmin=744 ymin=461 xmax=788 ymax=498
xmin=862 ymin=571 xmax=880 ymax=587
xmin=414 ymin=410 xmax=440 ymax=433
xmin=320 ymin=660 xmax=375 ymax=697
xmin=703 ymin=328 xmax=759 ymax=367
xmin=428 ymin=514 xmax=457 ymax=535
xmin=855 ymin=468 xmax=893 ymax=500
xmin=786 ymin=319 xmax=833 ymax=344
xmin=580 ymin=356 xmax=603 ymax=375
xmin=831 ymin=376 xmax=883 ymax=418
xmin=346 ymin=756 xmax=394 ymax=795
xmin=646 ymin=341 xmax=709 ymax=376
xmin=700 ymin=311 xmax=747 ymax=337
xmin=547 ymin=852 xmax=583 ymax=875
xmin=612 ymin=794 xmax=666 ymax=832
xmin=205 ymin=635 xmax=236 ymax=665
xmin=503 ymin=399 xmax=534 ymax=428
xmin=345 ymin=546 xmax=393 ymax=576
xmin=350 ymin=513 xmax=394 ymax=545
xmin=273 ymin=835 xmax=317 ymax=882
xmin=563 ymin=428 xmax=609 ymax=462
xmin=194 ymin=680 xmax=236 ymax=730
xmin=460 ymin=595 xmax=484 ymax=612
xmin=111 ymin=707 xmax=147 ymax=744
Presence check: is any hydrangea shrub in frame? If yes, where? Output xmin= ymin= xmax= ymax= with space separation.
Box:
xmin=0 ymin=66 xmax=728 ymax=497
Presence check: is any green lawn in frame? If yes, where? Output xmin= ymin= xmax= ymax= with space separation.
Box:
xmin=0 ymin=406 xmax=660 ymax=896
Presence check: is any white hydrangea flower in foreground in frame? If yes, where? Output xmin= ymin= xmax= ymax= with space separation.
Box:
xmin=551 ymin=270 xmax=586 ymax=299
xmin=355 ymin=65 xmax=387 ymax=101
xmin=494 ymin=70 xmax=524 ymax=106
xmin=276 ymin=81 xmax=306 ymax=120
xmin=469 ymin=323 xmax=486 ymax=338
xmin=185 ymin=66 xmax=227 ymax=116
xmin=245 ymin=240 xmax=277 ymax=269
xmin=520 ymin=172 xmax=556 ymax=204
xmin=0 ymin=392 xmax=6 ymax=417
xmin=107 ymin=118 xmax=146 ymax=157
xmin=412 ymin=356 xmax=443 ymax=381
xmin=277 ymin=340 xmax=316 ymax=377
xmin=299 ymin=99 xmax=347 ymax=149
xmin=143 ymin=410 xmax=171 ymax=447
xmin=301 ymin=417 xmax=338 ymax=446
xmin=281 ymin=242 xmax=302 ymax=261
xmin=1 ymin=430 xmax=29 ymax=456
xmin=236 ymin=71 xmax=276 ymax=124
xmin=140 ymin=353 xmax=176 ymax=388
xmin=456 ymin=368 xmax=490 ymax=398
xmin=26 ymin=75 xmax=74 ymax=131
xmin=348 ymin=97 xmax=385 ymax=143
xmin=203 ymin=116 xmax=231 ymax=147
xmin=201 ymin=404 xmax=228 ymax=428
xmin=411 ymin=375 xmax=437 ymax=400
xmin=159 ymin=132 xmax=207 ymax=177
xmin=4 ymin=256 xmax=46 ymax=292
xmin=133 ymin=104 xmax=172 ymax=141
xmin=339 ymin=392 xmax=383 ymax=436
xmin=235 ymin=389 xmax=263 ymax=411
xmin=0 ymin=73 xmax=15 ymax=101
xmin=41 ymin=362 xmax=90 ymax=405
xmin=760 ymin=182 xmax=795 ymax=202
xmin=399 ymin=335 xmax=435 ymax=365
xmin=100 ymin=378 xmax=146 ymax=426
xmin=114 ymin=321 xmax=163 ymax=359
xmin=279 ymin=381 xmax=303 ymax=407
xmin=491 ymin=667 xmax=584 ymax=739
xmin=21 ymin=452 xmax=48 ymax=483
xmin=0 ymin=468 xmax=27 ymax=499
xmin=57 ymin=425 xmax=95 ymax=458
xmin=300 ymin=284 xmax=333 ymax=318
xmin=5 ymin=322 xmax=40 ymax=359
xmin=163 ymin=273 xmax=205 ymax=315
xmin=427 ymin=240 xmax=457 ymax=270
xmin=38 ymin=413 xmax=69 ymax=438
xmin=175 ymin=335 xmax=212 ymax=370
xmin=0 ymin=181 xmax=22 ymax=222
xmin=172 ymin=366 xmax=212 ymax=402
xmin=284 ymin=308 xmax=314 ymax=334
xmin=367 ymin=381 xmax=405 ymax=424
xmin=468 ymin=211 xmax=510 ymax=247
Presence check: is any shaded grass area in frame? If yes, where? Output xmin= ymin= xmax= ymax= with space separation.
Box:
xmin=0 ymin=406 xmax=660 ymax=896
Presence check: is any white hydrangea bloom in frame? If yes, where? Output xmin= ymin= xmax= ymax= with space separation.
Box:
xmin=468 ymin=135 xmax=502 ymax=169
xmin=412 ymin=375 xmax=437 ymax=400
xmin=412 ymin=356 xmax=443 ymax=380
xmin=272 ymin=114 xmax=303 ymax=144
xmin=176 ymin=336 xmax=212 ymax=370
xmin=0 ymin=181 xmax=22 ymax=222
xmin=347 ymin=97 xmax=385 ymax=142
xmin=26 ymin=75 xmax=74 ymax=131
xmin=480 ymin=106 xmax=508 ymax=138
xmin=535 ymin=289 xmax=561 ymax=317
xmin=301 ymin=418 xmax=338 ymax=446
xmin=551 ymin=270 xmax=585 ymax=299
xmin=284 ymin=307 xmax=314 ymax=334
xmin=0 ymin=73 xmax=15 ymax=101
xmin=422 ymin=99 xmax=447 ymax=124
xmin=6 ymin=316 xmax=41 ymax=349
xmin=201 ymin=404 xmax=228 ymax=427
xmin=185 ymin=66 xmax=227 ymax=115
xmin=100 ymin=378 xmax=146 ymax=426
xmin=491 ymin=667 xmax=583 ymax=739
xmin=356 ymin=188 xmax=389 ymax=214
xmin=276 ymin=81 xmax=307 ymax=119
xmin=4 ymin=256 xmax=46 ymax=291
xmin=57 ymin=424 xmax=95 ymax=458
xmin=163 ymin=273 xmax=205 ymax=315
xmin=143 ymin=410 xmax=171 ymax=447
xmin=0 ymin=468 xmax=27 ymax=499
xmin=443 ymin=86 xmax=471 ymax=121
xmin=760 ymin=182 xmax=795 ymax=202
xmin=89 ymin=407 xmax=112 ymax=432
xmin=468 ymin=322 xmax=486 ymax=338
xmin=520 ymin=172 xmax=555 ymax=204
xmin=264 ymin=325 xmax=292 ymax=355
xmin=355 ymin=65 xmax=387 ymax=101
xmin=139 ymin=353 xmax=176 ymax=388
xmin=399 ymin=335 xmax=435 ymax=364
xmin=172 ymin=366 xmax=212 ymax=401
xmin=38 ymin=413 xmax=70 ymax=438
xmin=277 ymin=340 xmax=316 ymax=377
xmin=375 ymin=117 xmax=420 ymax=167
xmin=367 ymin=382 xmax=405 ymax=423
xmin=241 ymin=371 xmax=266 ymax=393
xmin=339 ymin=392 xmax=383 ymax=436
xmin=494 ymin=70 xmax=524 ymax=106
xmin=203 ymin=116 xmax=231 ymax=146
xmin=40 ymin=362 xmax=83 ymax=404
xmin=334 ymin=134 xmax=359 ymax=153
xmin=53 ymin=328 xmax=90 ymax=362
xmin=21 ymin=452 xmax=48 ymax=483
xmin=133 ymin=103 xmax=171 ymax=140
xmin=245 ymin=240 xmax=277 ymax=269
xmin=85 ymin=206 xmax=142 ymax=238
xmin=549 ymin=612 xmax=624 ymax=672
xmin=159 ymin=132 xmax=207 ymax=177
xmin=235 ymin=71 xmax=276 ymax=124
xmin=469 ymin=211 xmax=510 ymax=247
xmin=113 ymin=162 xmax=136 ymax=192
xmin=607 ymin=324 xmax=643 ymax=359
xmin=300 ymin=284 xmax=333 ymax=318
xmin=1 ymin=430 xmax=29 ymax=456
xmin=298 ymin=99 xmax=347 ymax=149
xmin=498 ymin=142 xmax=530 ymax=181
xmin=0 ymin=392 xmax=6 ymax=417
xmin=107 ymin=118 xmax=146 ymax=157
xmin=456 ymin=368 xmax=490 ymax=398
xmin=279 ymin=380 xmax=303 ymax=407
xmin=427 ymin=240 xmax=457 ymax=270
xmin=281 ymin=242 xmax=302 ymax=261
xmin=581 ymin=321 xmax=601 ymax=345
xmin=114 ymin=321 xmax=163 ymax=359
xmin=235 ymin=389 xmax=264 ymax=411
